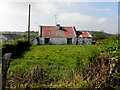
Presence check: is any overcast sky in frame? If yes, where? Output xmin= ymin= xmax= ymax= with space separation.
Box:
xmin=0 ymin=0 xmax=119 ymax=34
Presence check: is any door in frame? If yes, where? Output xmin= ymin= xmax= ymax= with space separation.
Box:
xmin=67 ymin=38 xmax=72 ymax=44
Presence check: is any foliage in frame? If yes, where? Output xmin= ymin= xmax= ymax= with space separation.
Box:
xmin=90 ymin=31 xmax=111 ymax=40
xmin=16 ymin=31 xmax=38 ymax=40
xmin=2 ymin=40 xmax=31 ymax=58
xmin=93 ymin=35 xmax=119 ymax=52
xmin=21 ymin=34 xmax=38 ymax=40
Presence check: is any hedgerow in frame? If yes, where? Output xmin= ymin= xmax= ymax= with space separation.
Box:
xmin=2 ymin=40 xmax=31 ymax=58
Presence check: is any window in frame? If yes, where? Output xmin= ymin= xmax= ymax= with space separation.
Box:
xmin=67 ymin=38 xmax=72 ymax=44
xmin=45 ymin=38 xmax=50 ymax=44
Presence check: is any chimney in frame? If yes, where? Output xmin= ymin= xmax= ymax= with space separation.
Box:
xmin=56 ymin=24 xmax=61 ymax=30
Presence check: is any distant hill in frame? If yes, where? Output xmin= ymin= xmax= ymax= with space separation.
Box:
xmin=0 ymin=31 xmax=38 ymax=40
xmin=88 ymin=31 xmax=112 ymax=36
xmin=0 ymin=31 xmax=38 ymax=34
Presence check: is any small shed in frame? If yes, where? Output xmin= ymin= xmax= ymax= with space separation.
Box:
xmin=32 ymin=24 xmax=77 ymax=45
xmin=76 ymin=31 xmax=92 ymax=45
xmin=0 ymin=34 xmax=24 ymax=43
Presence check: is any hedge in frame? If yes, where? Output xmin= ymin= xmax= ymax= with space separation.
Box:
xmin=2 ymin=40 xmax=31 ymax=58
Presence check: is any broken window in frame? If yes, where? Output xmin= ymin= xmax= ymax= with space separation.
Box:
xmin=67 ymin=38 xmax=72 ymax=44
xmin=45 ymin=38 xmax=50 ymax=44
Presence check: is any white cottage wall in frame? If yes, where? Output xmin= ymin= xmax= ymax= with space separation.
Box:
xmin=30 ymin=38 xmax=38 ymax=45
xmin=77 ymin=38 xmax=92 ymax=45
xmin=72 ymin=38 xmax=77 ymax=45
xmin=31 ymin=37 xmax=92 ymax=45
xmin=39 ymin=37 xmax=44 ymax=44
xmin=77 ymin=38 xmax=84 ymax=45
xmin=84 ymin=38 xmax=92 ymax=45
xmin=50 ymin=38 xmax=67 ymax=45
xmin=37 ymin=37 xmax=77 ymax=45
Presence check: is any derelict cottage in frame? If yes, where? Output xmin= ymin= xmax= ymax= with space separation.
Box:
xmin=32 ymin=24 xmax=92 ymax=45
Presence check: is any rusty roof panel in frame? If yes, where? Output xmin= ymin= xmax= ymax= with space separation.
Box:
xmin=77 ymin=31 xmax=92 ymax=38
xmin=41 ymin=26 xmax=76 ymax=37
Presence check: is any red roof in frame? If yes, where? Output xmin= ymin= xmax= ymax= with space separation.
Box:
xmin=39 ymin=26 xmax=76 ymax=37
xmin=77 ymin=31 xmax=92 ymax=38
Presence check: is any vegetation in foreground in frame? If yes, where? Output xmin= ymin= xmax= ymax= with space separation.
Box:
xmin=2 ymin=35 xmax=120 ymax=89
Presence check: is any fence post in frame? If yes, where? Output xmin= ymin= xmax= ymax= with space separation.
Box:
xmin=2 ymin=53 xmax=12 ymax=89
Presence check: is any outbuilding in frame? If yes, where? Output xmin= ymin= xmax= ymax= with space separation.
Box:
xmin=0 ymin=34 xmax=24 ymax=43
xmin=76 ymin=31 xmax=92 ymax=45
xmin=32 ymin=24 xmax=77 ymax=45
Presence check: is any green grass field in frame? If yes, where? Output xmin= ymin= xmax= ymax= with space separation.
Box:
xmin=4 ymin=35 xmax=119 ymax=88
xmin=9 ymin=45 xmax=102 ymax=71
xmin=7 ymin=44 xmax=104 ymax=88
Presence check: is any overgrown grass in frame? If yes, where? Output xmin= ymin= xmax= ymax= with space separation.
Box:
xmin=9 ymin=45 xmax=101 ymax=71
xmin=7 ymin=44 xmax=104 ymax=88
xmin=6 ymin=35 xmax=120 ymax=88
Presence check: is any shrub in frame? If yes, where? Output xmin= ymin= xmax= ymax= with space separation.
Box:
xmin=2 ymin=40 xmax=31 ymax=58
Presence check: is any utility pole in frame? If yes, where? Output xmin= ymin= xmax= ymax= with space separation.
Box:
xmin=28 ymin=4 xmax=31 ymax=43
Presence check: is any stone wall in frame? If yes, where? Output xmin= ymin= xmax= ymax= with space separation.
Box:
xmin=31 ymin=37 xmax=77 ymax=45
xmin=77 ymin=38 xmax=92 ymax=45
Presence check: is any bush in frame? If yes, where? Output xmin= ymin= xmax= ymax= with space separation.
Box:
xmin=2 ymin=40 xmax=31 ymax=58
